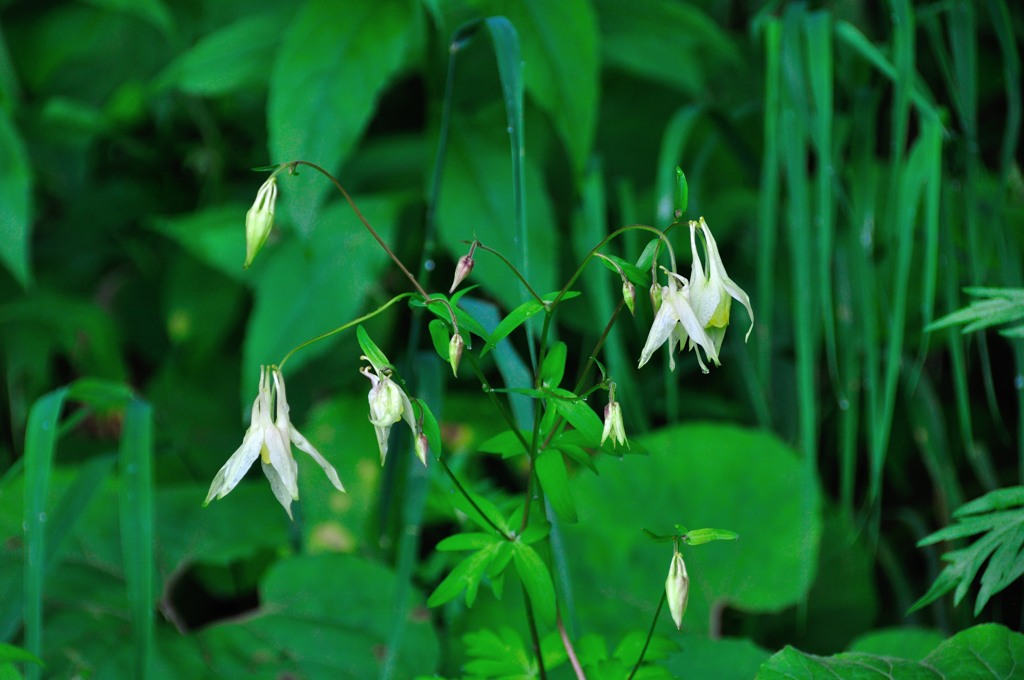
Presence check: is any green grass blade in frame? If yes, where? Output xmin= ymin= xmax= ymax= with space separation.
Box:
xmin=22 ymin=388 xmax=68 ymax=679
xmin=756 ymin=16 xmax=781 ymax=422
xmin=119 ymin=399 xmax=155 ymax=680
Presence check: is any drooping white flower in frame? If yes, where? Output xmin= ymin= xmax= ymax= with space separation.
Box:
xmin=638 ymin=271 xmax=720 ymax=373
xmin=601 ymin=384 xmax=628 ymax=450
xmin=361 ymin=364 xmax=422 ymax=466
xmin=204 ymin=365 xmax=344 ymax=519
xmin=686 ymin=217 xmax=754 ymax=354
xmin=666 ymin=549 xmax=690 ymax=630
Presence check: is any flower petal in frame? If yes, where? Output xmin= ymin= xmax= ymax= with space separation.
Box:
xmin=701 ymin=217 xmax=754 ymax=340
xmin=264 ymin=423 xmax=298 ymax=501
xmin=261 ymin=460 xmax=294 ymax=520
xmin=638 ymin=288 xmax=678 ymax=368
xmin=204 ymin=387 xmax=266 ymax=505
xmin=666 ymin=283 xmax=719 ymax=368
xmin=290 ymin=426 xmax=345 ymax=492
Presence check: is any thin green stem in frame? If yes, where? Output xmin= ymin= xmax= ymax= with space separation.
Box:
xmin=439 ymin=457 xmax=512 ymax=540
xmin=278 ymin=293 xmax=415 ymax=369
xmin=627 ymin=589 xmax=666 ymax=680
xmin=285 ymin=160 xmax=459 ymax=330
xmin=472 ymin=242 xmax=546 ymax=304
xmin=523 ymin=584 xmax=548 ymax=680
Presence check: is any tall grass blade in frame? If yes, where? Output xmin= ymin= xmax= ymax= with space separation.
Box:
xmin=119 ymin=399 xmax=155 ymax=680
xmin=22 ymin=388 xmax=68 ymax=680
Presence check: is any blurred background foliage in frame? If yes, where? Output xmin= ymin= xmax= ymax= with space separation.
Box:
xmin=1 ymin=0 xmax=1023 ymax=677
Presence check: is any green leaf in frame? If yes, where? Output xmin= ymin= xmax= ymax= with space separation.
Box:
xmin=0 ymin=109 xmax=32 ymax=287
xmin=155 ymin=10 xmax=289 ymax=95
xmin=912 ymin=488 xmax=1024 ymax=614
xmin=480 ymin=298 xmax=543 ymax=358
xmin=427 ymin=319 xmax=451 ymax=363
xmin=84 ymin=0 xmax=173 ymax=34
xmin=477 ymin=430 xmax=531 ymax=458
xmin=242 ymin=195 xmax=401 ymax=393
xmin=552 ymin=398 xmax=604 ymax=447
xmin=498 ymin=0 xmax=599 ymax=178
xmin=756 ymin=624 xmax=1024 ymax=680
xmin=149 ymin=204 xmax=248 ymax=280
xmin=539 ymin=341 xmax=567 ymax=389
xmin=356 ymin=325 xmax=392 ymax=373
xmin=562 ymin=423 xmax=821 ymax=637
xmin=0 ymin=642 xmax=42 ymax=666
xmin=436 ymin=532 xmax=503 ymax=552
xmin=118 ymin=400 xmax=155 ymax=680
xmin=437 ymin=107 xmax=558 ymax=312
xmin=512 ymin=542 xmax=556 ymax=627
xmin=463 ymin=627 xmax=534 ymax=678
xmin=203 ymin=555 xmax=439 ymax=677
xmin=595 ymin=0 xmax=739 ymax=93
xmin=665 ymin=635 xmax=769 ymax=680
xmin=848 ymin=628 xmax=945 ymax=662
xmin=684 ymin=528 xmax=738 ymax=545
xmin=416 ymin=399 xmax=442 ymax=462
xmin=675 ymin=167 xmax=688 ymax=215
xmin=535 ymin=448 xmax=576 ymax=523
xmin=427 ymin=543 xmax=501 ymax=608
xmin=268 ymin=0 xmax=413 ymax=234
xmin=447 ymin=487 xmax=511 ymax=536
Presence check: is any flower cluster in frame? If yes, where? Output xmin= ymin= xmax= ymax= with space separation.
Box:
xmin=638 ymin=217 xmax=754 ymax=373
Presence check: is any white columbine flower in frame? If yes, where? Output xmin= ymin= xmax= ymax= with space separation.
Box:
xmin=601 ymin=384 xmax=628 ymax=450
xmin=361 ymin=363 xmax=424 ymax=466
xmin=638 ymin=270 xmax=720 ymax=373
xmin=204 ymin=365 xmax=345 ymax=519
xmin=686 ymin=217 xmax=754 ymax=354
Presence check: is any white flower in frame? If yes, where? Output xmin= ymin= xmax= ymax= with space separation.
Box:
xmin=666 ymin=549 xmax=690 ymax=630
xmin=601 ymin=385 xmax=628 ymax=449
xmin=638 ymin=271 xmax=720 ymax=373
xmin=686 ymin=217 xmax=754 ymax=354
xmin=361 ymin=364 xmax=422 ymax=466
xmin=204 ymin=365 xmax=344 ymax=519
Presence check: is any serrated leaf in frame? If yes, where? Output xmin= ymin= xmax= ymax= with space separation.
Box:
xmin=512 ymin=542 xmax=556 ymax=627
xmin=269 ymin=0 xmax=412 ymax=234
xmin=463 ymin=627 xmax=533 ymax=678
xmin=756 ymin=624 xmax=1024 ymax=680
xmin=535 ymin=448 xmax=576 ymax=523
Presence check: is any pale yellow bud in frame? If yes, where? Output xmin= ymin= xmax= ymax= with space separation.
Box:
xmin=244 ymin=177 xmax=278 ymax=269
xmin=449 ymin=333 xmax=465 ymax=377
xmin=449 ymin=254 xmax=475 ymax=294
xmin=666 ymin=550 xmax=689 ymax=630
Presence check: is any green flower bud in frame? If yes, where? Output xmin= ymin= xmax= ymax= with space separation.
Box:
xmin=244 ymin=177 xmax=278 ymax=269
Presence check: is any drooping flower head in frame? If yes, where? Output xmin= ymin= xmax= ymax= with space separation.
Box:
xmin=361 ymin=361 xmax=424 ymax=466
xmin=666 ymin=548 xmax=690 ymax=630
xmin=204 ymin=365 xmax=344 ymax=519
xmin=686 ymin=217 xmax=754 ymax=354
xmin=638 ymin=269 xmax=720 ymax=373
xmin=601 ymin=383 xmax=628 ymax=450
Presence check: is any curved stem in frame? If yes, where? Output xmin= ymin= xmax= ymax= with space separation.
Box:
xmin=627 ymin=589 xmax=666 ymax=680
xmin=278 ymin=293 xmax=415 ymax=368
xmin=286 ymin=160 xmax=459 ymax=330
xmin=472 ymin=242 xmax=546 ymax=304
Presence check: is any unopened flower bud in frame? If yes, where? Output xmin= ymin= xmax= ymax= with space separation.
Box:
xmin=623 ymin=280 xmax=636 ymax=316
xmin=449 ymin=333 xmax=465 ymax=377
xmin=415 ymin=431 xmax=429 ymax=466
xmin=449 ymin=254 xmax=475 ymax=294
xmin=244 ymin=177 xmax=278 ymax=269
xmin=666 ymin=550 xmax=689 ymax=629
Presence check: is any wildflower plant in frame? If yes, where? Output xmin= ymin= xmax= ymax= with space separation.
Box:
xmin=204 ymin=152 xmax=746 ymax=675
